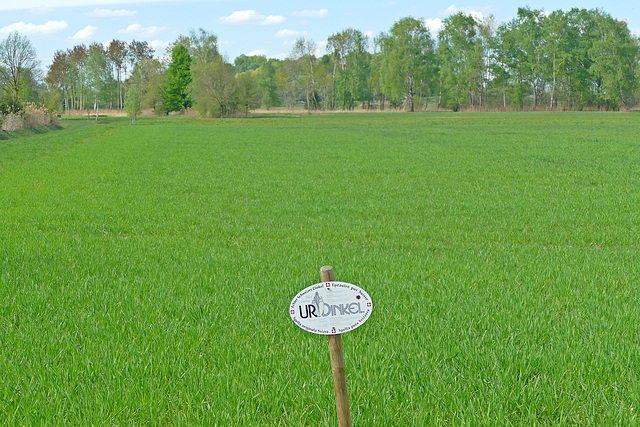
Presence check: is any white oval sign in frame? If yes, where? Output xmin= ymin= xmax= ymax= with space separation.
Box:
xmin=290 ymin=281 xmax=373 ymax=335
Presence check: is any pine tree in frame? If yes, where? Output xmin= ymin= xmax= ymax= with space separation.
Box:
xmin=164 ymin=44 xmax=192 ymax=113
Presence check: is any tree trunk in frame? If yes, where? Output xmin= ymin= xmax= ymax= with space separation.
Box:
xmin=550 ymin=53 xmax=556 ymax=109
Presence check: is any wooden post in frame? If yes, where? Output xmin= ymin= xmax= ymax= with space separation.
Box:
xmin=320 ymin=265 xmax=352 ymax=427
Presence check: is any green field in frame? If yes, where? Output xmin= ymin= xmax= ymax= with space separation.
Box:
xmin=1 ymin=112 xmax=639 ymax=425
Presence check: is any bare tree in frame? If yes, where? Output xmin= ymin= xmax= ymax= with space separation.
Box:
xmin=0 ymin=32 xmax=41 ymax=109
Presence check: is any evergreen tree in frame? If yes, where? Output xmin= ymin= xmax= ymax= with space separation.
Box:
xmin=164 ymin=44 xmax=192 ymax=113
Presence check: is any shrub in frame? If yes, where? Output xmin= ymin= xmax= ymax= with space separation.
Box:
xmin=1 ymin=113 xmax=24 ymax=131
xmin=0 ymin=103 xmax=58 ymax=131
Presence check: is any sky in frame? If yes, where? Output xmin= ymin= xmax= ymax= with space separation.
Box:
xmin=1 ymin=0 xmax=638 ymax=71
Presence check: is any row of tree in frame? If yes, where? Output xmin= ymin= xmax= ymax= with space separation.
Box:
xmin=2 ymin=6 xmax=639 ymax=118
xmin=46 ymin=39 xmax=154 ymax=115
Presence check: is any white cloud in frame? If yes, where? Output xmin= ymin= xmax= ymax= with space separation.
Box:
xmin=219 ymin=10 xmax=286 ymax=25
xmin=248 ymin=49 xmax=268 ymax=56
xmin=118 ymin=24 xmax=166 ymax=38
xmin=275 ymin=29 xmax=309 ymax=39
xmin=72 ymin=25 xmax=98 ymax=41
xmin=315 ymin=40 xmax=328 ymax=56
xmin=442 ymin=4 xmax=493 ymax=21
xmin=292 ymin=9 xmax=328 ymax=18
xmin=424 ymin=18 xmax=444 ymax=34
xmin=86 ymin=9 xmax=137 ymax=17
xmin=149 ymin=39 xmax=171 ymax=54
xmin=0 ymin=20 xmax=68 ymax=37
xmin=364 ymin=30 xmax=375 ymax=39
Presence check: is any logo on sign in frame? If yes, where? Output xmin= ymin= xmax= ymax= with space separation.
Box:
xmin=297 ymin=292 xmax=367 ymax=319
xmin=290 ymin=281 xmax=373 ymax=335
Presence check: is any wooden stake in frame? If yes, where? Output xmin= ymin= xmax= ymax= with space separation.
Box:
xmin=320 ymin=265 xmax=352 ymax=427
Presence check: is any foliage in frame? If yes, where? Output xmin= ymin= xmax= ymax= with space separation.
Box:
xmin=234 ymin=54 xmax=267 ymax=73
xmin=37 ymin=8 xmax=640 ymax=113
xmin=0 ymin=101 xmax=56 ymax=131
xmin=129 ymin=58 xmax=167 ymax=115
xmin=290 ymin=38 xmax=319 ymax=110
xmin=588 ymin=13 xmax=639 ymax=109
xmin=187 ymin=28 xmax=219 ymax=65
xmin=438 ymin=13 xmax=488 ymax=110
xmin=327 ymin=29 xmax=370 ymax=109
xmin=84 ymin=49 xmax=115 ymax=118
xmin=235 ymin=71 xmax=260 ymax=115
xmin=46 ymin=40 xmax=153 ymax=114
xmin=377 ymin=17 xmax=436 ymax=111
xmin=190 ymin=56 xmax=236 ymax=117
xmin=256 ymin=60 xmax=280 ymax=109
xmin=164 ymin=44 xmax=192 ymax=113
xmin=0 ymin=32 xmax=40 ymax=112
xmin=124 ymin=87 xmax=142 ymax=124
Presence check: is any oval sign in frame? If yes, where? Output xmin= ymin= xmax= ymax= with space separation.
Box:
xmin=290 ymin=281 xmax=373 ymax=335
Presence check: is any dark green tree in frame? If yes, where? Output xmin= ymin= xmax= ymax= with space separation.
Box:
xmin=164 ymin=44 xmax=192 ymax=113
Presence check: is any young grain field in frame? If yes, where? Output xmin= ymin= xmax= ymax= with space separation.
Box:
xmin=1 ymin=113 xmax=639 ymax=425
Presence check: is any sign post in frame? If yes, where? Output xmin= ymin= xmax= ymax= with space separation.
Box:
xmin=289 ymin=265 xmax=373 ymax=427
xmin=321 ymin=266 xmax=351 ymax=427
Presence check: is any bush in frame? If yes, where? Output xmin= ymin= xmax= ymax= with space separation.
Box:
xmin=1 ymin=113 xmax=24 ymax=131
xmin=1 ymin=103 xmax=58 ymax=131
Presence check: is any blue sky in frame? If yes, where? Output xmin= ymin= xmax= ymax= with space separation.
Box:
xmin=1 ymin=0 xmax=638 ymax=70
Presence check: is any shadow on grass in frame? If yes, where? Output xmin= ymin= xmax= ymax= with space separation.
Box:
xmin=0 ymin=125 xmax=64 ymax=141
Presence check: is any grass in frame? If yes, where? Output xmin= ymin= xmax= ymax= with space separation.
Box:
xmin=1 ymin=112 xmax=639 ymax=425
xmin=0 ymin=124 xmax=63 ymax=141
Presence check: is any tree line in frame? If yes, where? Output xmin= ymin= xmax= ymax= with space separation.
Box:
xmin=1 ymin=7 xmax=639 ymax=119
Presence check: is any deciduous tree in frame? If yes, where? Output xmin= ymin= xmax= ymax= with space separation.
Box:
xmin=327 ymin=29 xmax=370 ymax=109
xmin=0 ymin=32 xmax=41 ymax=111
xmin=256 ymin=60 xmax=279 ymax=109
xmin=191 ymin=56 xmax=236 ymax=117
xmin=290 ymin=38 xmax=319 ymax=110
xmin=377 ymin=17 xmax=435 ymax=111
xmin=84 ymin=49 xmax=113 ymax=119
xmin=124 ymin=86 xmax=142 ymax=124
